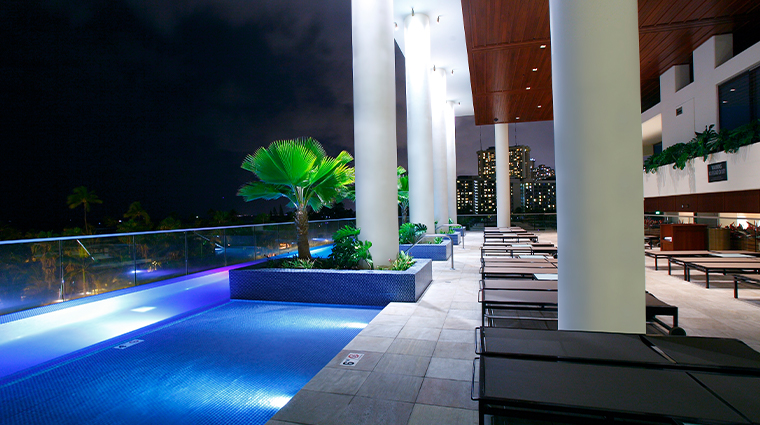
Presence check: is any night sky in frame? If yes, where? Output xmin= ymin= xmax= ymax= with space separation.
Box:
xmin=1 ymin=0 xmax=553 ymax=232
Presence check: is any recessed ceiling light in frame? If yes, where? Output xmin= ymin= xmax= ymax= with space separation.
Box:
xmin=516 ymin=117 xmax=521 ymax=120
xmin=526 ymin=87 xmax=531 ymax=90
xmin=730 ymin=88 xmax=736 ymax=92
xmin=537 ymin=105 xmax=542 ymax=108
xmin=722 ymin=100 xmax=728 ymax=103
xmin=532 ymin=68 xmax=538 ymax=72
xmin=539 ymin=45 xmax=546 ymax=49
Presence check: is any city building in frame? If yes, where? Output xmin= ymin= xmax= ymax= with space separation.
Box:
xmin=532 ymin=164 xmax=556 ymax=180
xmin=521 ymin=179 xmax=557 ymax=212
xmin=476 ymin=145 xmax=533 ymax=181
xmin=455 ymin=175 xmax=477 ymax=214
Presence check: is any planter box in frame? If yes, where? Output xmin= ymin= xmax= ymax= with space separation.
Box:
xmin=229 ymin=259 xmax=433 ymax=306
xmin=399 ymin=239 xmax=452 ymax=261
xmin=447 ymin=233 xmax=459 ymax=245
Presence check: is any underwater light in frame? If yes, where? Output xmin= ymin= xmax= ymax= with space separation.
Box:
xmin=267 ymin=396 xmax=292 ymax=408
xmin=344 ymin=322 xmax=368 ymax=329
xmin=131 ymin=306 xmax=156 ymax=313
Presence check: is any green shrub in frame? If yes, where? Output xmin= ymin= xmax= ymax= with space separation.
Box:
xmin=390 ymin=251 xmax=416 ymax=271
xmin=399 ymin=222 xmax=427 ymax=244
xmin=282 ymin=258 xmax=316 ymax=269
xmin=645 ymin=120 xmax=760 ymax=173
xmin=329 ymin=225 xmax=373 ymax=270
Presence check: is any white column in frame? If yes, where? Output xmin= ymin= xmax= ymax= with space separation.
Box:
xmin=430 ymin=67 xmax=449 ymax=228
xmin=446 ymin=101 xmax=458 ymax=224
xmin=404 ymin=14 xmax=435 ymax=233
xmin=550 ymin=0 xmax=645 ymax=333
xmin=351 ymin=0 xmax=398 ymax=265
xmin=494 ymin=123 xmax=511 ymax=227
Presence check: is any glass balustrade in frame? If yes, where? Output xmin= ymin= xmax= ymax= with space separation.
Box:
xmin=0 ymin=218 xmax=354 ymax=316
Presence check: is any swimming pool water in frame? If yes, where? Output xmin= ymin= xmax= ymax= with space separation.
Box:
xmin=0 ymin=300 xmax=380 ymax=425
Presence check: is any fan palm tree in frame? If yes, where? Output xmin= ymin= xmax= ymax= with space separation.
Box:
xmin=67 ymin=186 xmax=102 ymax=234
xmin=123 ymin=201 xmax=151 ymax=226
xmin=237 ymin=137 xmax=354 ymax=260
xmin=397 ymin=166 xmax=410 ymax=224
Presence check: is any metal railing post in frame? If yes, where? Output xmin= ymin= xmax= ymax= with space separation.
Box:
xmin=223 ymin=229 xmax=227 ymax=266
xmin=59 ymin=240 xmax=64 ymax=301
xmin=184 ymin=231 xmax=189 ymax=275
xmin=132 ymin=235 xmax=137 ymax=287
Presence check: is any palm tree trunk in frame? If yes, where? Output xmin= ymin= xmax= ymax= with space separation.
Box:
xmin=294 ymin=208 xmax=312 ymax=260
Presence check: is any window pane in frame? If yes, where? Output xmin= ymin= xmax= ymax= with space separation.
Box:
xmin=719 ymin=73 xmax=751 ymax=131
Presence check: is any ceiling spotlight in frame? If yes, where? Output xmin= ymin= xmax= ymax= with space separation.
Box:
xmin=539 ymin=44 xmax=546 ymax=49
xmin=730 ymin=88 xmax=736 ymax=92
xmin=516 ymin=116 xmax=521 ymax=120
xmin=532 ymin=68 xmax=538 ymax=72
xmin=526 ymin=87 xmax=531 ymax=90
xmin=537 ymin=105 xmax=542 ymax=108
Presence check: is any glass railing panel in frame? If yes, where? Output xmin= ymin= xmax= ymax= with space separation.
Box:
xmin=134 ymin=233 xmax=186 ymax=286
xmin=61 ymin=237 xmax=134 ymax=301
xmin=253 ymin=224 xmax=280 ymax=260
xmin=225 ymin=227 xmax=258 ymax=266
xmin=0 ymin=241 xmax=63 ymax=315
xmin=187 ymin=230 xmax=226 ymax=275
xmin=276 ymin=224 xmax=297 ymax=257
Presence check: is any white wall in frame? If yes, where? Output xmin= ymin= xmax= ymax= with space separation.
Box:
xmin=643 ymin=144 xmax=760 ymax=197
xmin=656 ymin=36 xmax=760 ymax=149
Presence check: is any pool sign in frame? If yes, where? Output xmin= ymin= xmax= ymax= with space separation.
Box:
xmin=114 ymin=339 xmax=144 ymax=350
xmin=340 ymin=353 xmax=364 ymax=367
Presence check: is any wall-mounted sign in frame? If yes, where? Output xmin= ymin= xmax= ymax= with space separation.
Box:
xmin=708 ymin=161 xmax=727 ymax=182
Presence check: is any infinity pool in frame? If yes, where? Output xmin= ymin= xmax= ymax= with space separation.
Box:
xmin=0 ymin=300 xmax=379 ymax=425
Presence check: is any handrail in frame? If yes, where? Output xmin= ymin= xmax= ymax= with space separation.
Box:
xmin=0 ymin=218 xmax=356 ymax=245
xmin=402 ymin=233 xmax=455 ymax=270
xmin=0 ymin=217 xmax=355 ymax=315
xmin=435 ymin=223 xmax=465 ymax=249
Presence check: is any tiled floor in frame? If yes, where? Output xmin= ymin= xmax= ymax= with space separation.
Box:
xmin=268 ymin=229 xmax=760 ymax=425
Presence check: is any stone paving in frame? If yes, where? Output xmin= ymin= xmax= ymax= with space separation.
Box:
xmin=267 ymin=230 xmax=760 ymax=425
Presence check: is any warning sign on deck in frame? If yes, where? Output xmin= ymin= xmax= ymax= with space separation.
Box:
xmin=340 ymin=352 xmax=364 ymax=367
xmin=114 ymin=339 xmax=144 ymax=350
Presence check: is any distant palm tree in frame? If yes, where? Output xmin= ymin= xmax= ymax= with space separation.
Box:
xmin=123 ymin=201 xmax=151 ymax=225
xmin=67 ymin=186 xmax=102 ymax=234
xmin=238 ymin=137 xmax=354 ymax=260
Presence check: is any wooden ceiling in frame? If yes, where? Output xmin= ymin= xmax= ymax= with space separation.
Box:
xmin=461 ymin=0 xmax=760 ymax=126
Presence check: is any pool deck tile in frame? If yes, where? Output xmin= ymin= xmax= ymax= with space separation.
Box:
xmin=415 ymin=377 xmax=478 ymax=410
xmin=372 ymin=353 xmax=430 ymax=377
xmin=355 ymin=372 xmax=424 ymax=403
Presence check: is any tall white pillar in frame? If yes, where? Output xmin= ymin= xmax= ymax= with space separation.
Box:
xmin=445 ymin=101 xmax=458 ymax=224
xmin=351 ymin=0 xmax=399 ymax=265
xmin=495 ymin=123 xmax=511 ymax=227
xmin=404 ymin=14 xmax=435 ymax=233
xmin=550 ymin=0 xmax=645 ymax=333
xmin=430 ymin=67 xmax=450 ymax=228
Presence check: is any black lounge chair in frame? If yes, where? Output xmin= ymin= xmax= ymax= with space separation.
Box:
xmin=473 ymin=329 xmax=760 ymax=425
